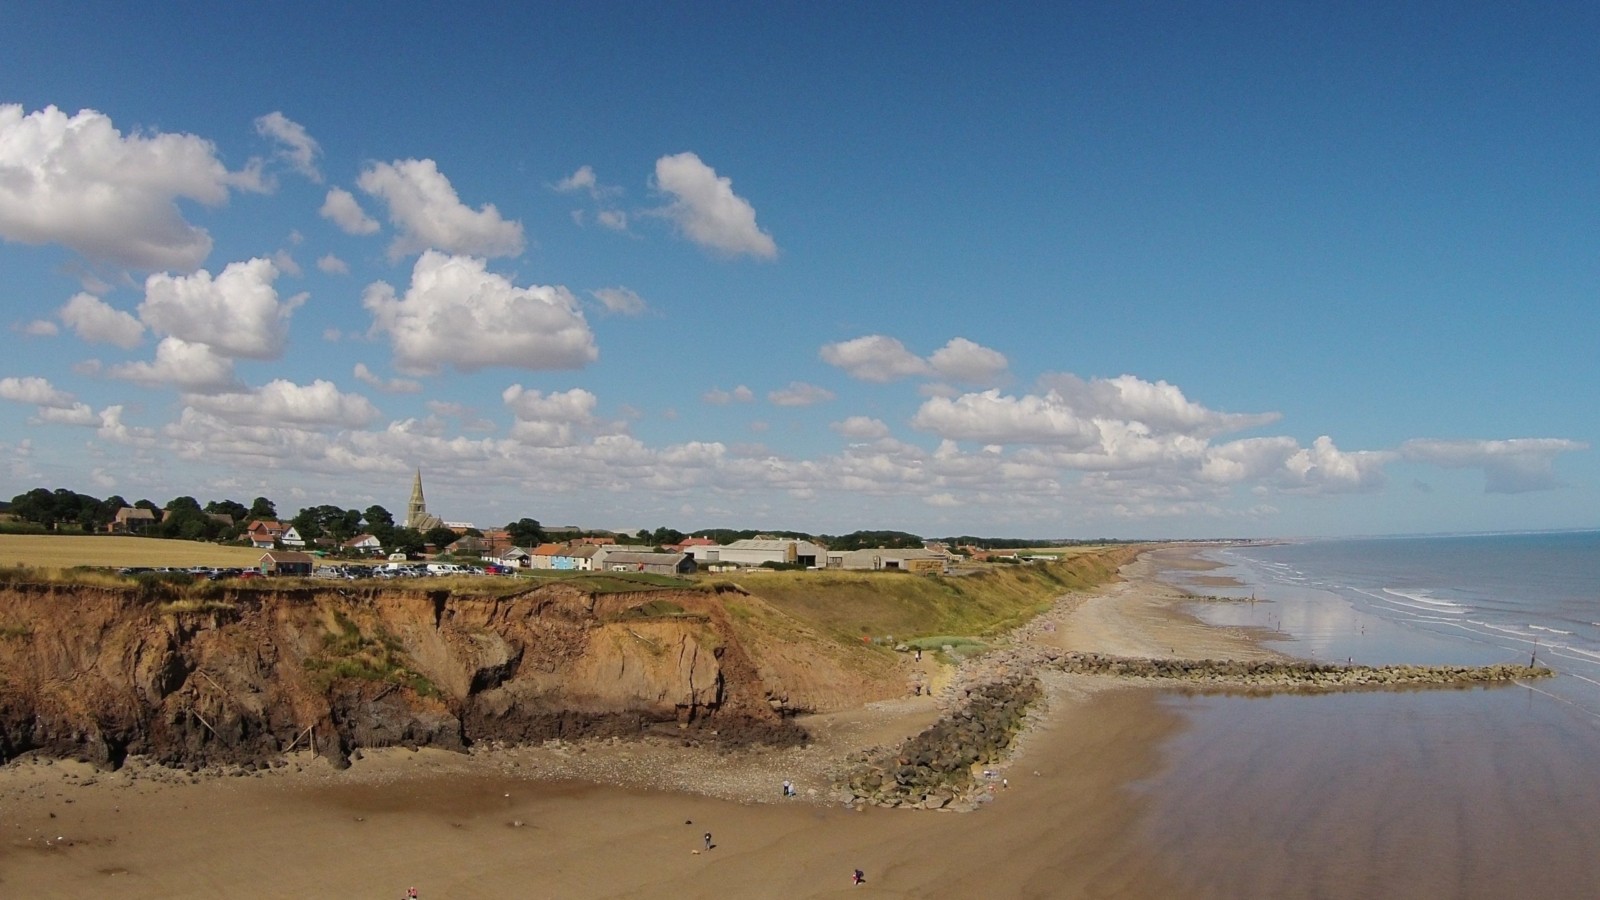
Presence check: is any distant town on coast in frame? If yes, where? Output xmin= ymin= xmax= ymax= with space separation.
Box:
xmin=0 ymin=470 xmax=1150 ymax=577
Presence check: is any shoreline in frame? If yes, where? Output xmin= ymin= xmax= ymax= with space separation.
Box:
xmin=0 ymin=546 xmax=1267 ymax=897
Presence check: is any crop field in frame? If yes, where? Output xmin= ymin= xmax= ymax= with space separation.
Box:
xmin=0 ymin=534 xmax=267 ymax=570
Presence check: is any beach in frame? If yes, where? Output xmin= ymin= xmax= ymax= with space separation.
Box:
xmin=5 ymin=546 xmax=1589 ymax=898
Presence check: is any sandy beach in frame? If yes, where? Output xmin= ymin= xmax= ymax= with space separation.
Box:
xmin=0 ymin=549 xmax=1270 ymax=898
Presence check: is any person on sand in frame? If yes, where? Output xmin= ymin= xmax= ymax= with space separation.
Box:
xmin=704 ymin=831 xmax=713 ymax=851
xmin=852 ymin=868 xmax=866 ymax=885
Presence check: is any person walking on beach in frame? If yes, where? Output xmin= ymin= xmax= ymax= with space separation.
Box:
xmin=852 ymin=868 xmax=866 ymax=885
xmin=704 ymin=831 xmax=713 ymax=851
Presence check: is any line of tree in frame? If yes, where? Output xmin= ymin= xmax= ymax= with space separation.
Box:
xmin=7 ymin=485 xmax=1108 ymax=556
xmin=4 ymin=487 xmax=547 ymax=559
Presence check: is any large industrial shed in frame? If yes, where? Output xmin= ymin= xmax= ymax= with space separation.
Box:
xmin=682 ymin=538 xmax=826 ymax=568
xmin=599 ymin=551 xmax=695 ymax=575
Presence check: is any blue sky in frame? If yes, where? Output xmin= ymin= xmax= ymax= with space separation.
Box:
xmin=1 ymin=3 xmax=1595 ymax=539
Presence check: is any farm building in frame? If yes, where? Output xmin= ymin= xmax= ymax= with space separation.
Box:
xmin=258 ymin=551 xmax=315 ymax=576
xmin=682 ymin=538 xmax=825 ymax=568
xmin=599 ymin=551 xmax=695 ymax=576
xmin=827 ymin=548 xmax=950 ymax=573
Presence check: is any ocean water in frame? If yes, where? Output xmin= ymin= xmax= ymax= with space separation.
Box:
xmin=1189 ymin=530 xmax=1600 ymax=717
xmin=1133 ymin=532 xmax=1600 ymax=899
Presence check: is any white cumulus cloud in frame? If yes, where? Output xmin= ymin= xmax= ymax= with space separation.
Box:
xmin=1039 ymin=373 xmax=1280 ymax=438
xmin=362 ymin=251 xmax=597 ymax=374
xmin=0 ymin=375 xmax=75 ymax=408
xmin=34 ymin=402 xmax=98 ymax=426
xmin=319 ymin=187 xmax=380 ymax=235
xmin=831 ymin=416 xmax=891 ymax=440
xmin=911 ymin=390 xmax=1101 ymax=447
xmin=183 ymin=379 xmax=379 ymax=428
xmin=502 ymin=385 xmax=602 ymax=447
xmin=0 ymin=104 xmax=263 ymax=270
xmin=820 ymin=335 xmax=933 ymax=383
xmin=316 ymin=253 xmax=349 ymax=275
xmin=590 ymin=286 xmax=648 ymax=316
xmin=352 ymin=362 xmax=422 ymax=394
xmin=58 ymin=292 xmax=145 ymax=348
xmin=357 ymin=158 xmax=524 ymax=260
xmin=108 ymin=336 xmax=238 ymax=392
xmin=138 ymin=257 xmax=304 ymax=359
xmin=652 ymin=152 xmax=776 ymax=259
xmin=928 ymin=338 xmax=1009 ymax=384
xmin=703 ymin=385 xmax=754 ymax=405
xmin=1283 ymin=436 xmax=1392 ymax=493
xmin=1401 ymin=437 xmax=1587 ymax=493
xmin=768 ymin=381 xmax=835 ymax=407
xmin=253 ymin=111 xmax=321 ymax=182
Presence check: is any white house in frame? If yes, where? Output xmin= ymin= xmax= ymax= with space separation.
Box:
xmin=343 ymin=534 xmax=383 ymax=554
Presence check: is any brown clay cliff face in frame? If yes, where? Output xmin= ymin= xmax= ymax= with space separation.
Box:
xmin=0 ymin=581 xmax=811 ymax=770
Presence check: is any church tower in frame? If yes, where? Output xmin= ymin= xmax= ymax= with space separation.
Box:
xmin=405 ymin=468 xmax=429 ymax=530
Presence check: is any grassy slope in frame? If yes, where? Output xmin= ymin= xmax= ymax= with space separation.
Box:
xmin=728 ymin=545 xmax=1143 ymax=648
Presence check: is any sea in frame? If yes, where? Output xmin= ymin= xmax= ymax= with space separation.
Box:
xmin=1139 ymin=530 xmax=1600 ymax=899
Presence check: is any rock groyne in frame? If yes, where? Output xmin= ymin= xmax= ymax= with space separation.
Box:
xmin=1047 ymin=651 xmax=1550 ymax=691
xmin=842 ymin=675 xmax=1041 ymax=810
xmin=839 ymin=647 xmax=1549 ymax=811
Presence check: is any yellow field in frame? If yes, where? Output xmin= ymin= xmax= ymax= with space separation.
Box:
xmin=0 ymin=534 xmax=268 ymax=569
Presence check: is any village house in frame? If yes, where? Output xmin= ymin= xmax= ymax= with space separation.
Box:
xmin=498 ymin=547 xmax=532 ymax=568
xmin=527 ymin=543 xmax=567 ymax=570
xmin=245 ymin=519 xmax=305 ymax=549
xmin=560 ymin=544 xmax=599 ymax=571
xmin=107 ymin=506 xmax=158 ymax=534
xmin=343 ymin=534 xmax=383 ymax=555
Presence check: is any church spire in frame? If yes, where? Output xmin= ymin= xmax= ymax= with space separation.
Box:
xmin=406 ymin=468 xmax=427 ymax=529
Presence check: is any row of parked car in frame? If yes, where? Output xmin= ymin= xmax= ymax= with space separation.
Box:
xmin=114 ymin=563 xmax=519 ymax=581
xmin=117 ymin=566 xmax=262 ymax=580
xmin=314 ymin=562 xmax=518 ymax=580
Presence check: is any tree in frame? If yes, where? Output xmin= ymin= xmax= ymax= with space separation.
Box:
xmin=9 ymin=487 xmax=110 ymax=531
xmin=97 ymin=495 xmax=129 ymax=528
xmin=332 ymin=508 xmax=363 ymax=543
xmin=651 ymin=526 xmax=686 ymax=547
xmin=363 ymin=504 xmax=395 ymax=530
xmin=160 ymin=504 xmax=220 ymax=541
xmin=387 ymin=527 xmax=426 ymax=557
xmin=291 ymin=504 xmax=362 ymax=543
xmin=205 ymin=499 xmax=249 ymax=523
xmin=505 ymin=517 xmax=544 ymax=547
xmin=249 ymin=496 xmax=277 ymax=520
xmin=424 ymin=524 xmax=459 ymax=549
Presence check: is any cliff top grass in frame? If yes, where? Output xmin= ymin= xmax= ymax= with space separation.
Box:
xmin=730 ymin=545 xmax=1141 ymax=649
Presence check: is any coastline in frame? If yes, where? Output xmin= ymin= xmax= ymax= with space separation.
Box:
xmin=0 ymin=547 xmax=1263 ymax=898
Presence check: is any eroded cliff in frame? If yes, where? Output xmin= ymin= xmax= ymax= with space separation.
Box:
xmin=0 ymin=580 xmax=815 ymax=770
